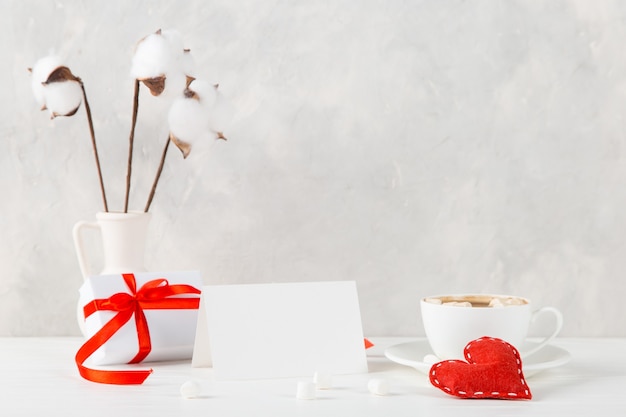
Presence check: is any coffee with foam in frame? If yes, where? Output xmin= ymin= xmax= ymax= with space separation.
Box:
xmin=424 ymin=295 xmax=527 ymax=308
xmin=420 ymin=293 xmax=562 ymax=359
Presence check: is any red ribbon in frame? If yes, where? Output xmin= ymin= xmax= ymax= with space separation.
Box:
xmin=75 ymin=273 xmax=201 ymax=384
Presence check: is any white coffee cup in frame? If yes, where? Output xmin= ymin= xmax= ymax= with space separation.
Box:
xmin=420 ymin=294 xmax=563 ymax=360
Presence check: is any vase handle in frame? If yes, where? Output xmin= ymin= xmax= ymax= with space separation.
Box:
xmin=72 ymin=220 xmax=100 ymax=280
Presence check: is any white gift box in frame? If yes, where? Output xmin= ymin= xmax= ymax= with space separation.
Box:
xmin=78 ymin=271 xmax=202 ymax=366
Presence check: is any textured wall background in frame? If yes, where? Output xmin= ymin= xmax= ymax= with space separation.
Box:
xmin=2 ymin=0 xmax=625 ymax=337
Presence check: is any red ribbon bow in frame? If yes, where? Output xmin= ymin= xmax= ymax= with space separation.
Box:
xmin=75 ymin=273 xmax=201 ymax=384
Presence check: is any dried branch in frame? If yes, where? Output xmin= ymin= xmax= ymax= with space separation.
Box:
xmin=124 ymin=79 xmax=141 ymax=212
xmin=144 ymin=135 xmax=171 ymax=212
xmin=80 ymin=81 xmax=108 ymax=212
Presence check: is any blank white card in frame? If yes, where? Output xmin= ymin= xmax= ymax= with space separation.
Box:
xmin=192 ymin=281 xmax=368 ymax=380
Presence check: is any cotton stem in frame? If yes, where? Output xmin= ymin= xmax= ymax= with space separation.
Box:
xmin=144 ymin=135 xmax=171 ymax=212
xmin=80 ymin=82 xmax=108 ymax=212
xmin=124 ymin=79 xmax=141 ymax=212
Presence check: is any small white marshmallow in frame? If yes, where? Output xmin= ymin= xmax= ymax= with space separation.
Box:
xmin=488 ymin=297 xmax=504 ymax=308
xmin=443 ymin=301 xmax=472 ymax=307
xmin=313 ymin=372 xmax=332 ymax=389
xmin=368 ymin=378 xmax=389 ymax=396
xmin=296 ymin=381 xmax=316 ymax=400
xmin=423 ymin=354 xmax=440 ymax=364
xmin=503 ymin=297 xmax=525 ymax=306
xmin=180 ymin=380 xmax=201 ymax=399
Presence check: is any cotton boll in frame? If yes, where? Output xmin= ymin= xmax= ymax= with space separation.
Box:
xmin=132 ymin=29 xmax=192 ymax=98
xmin=43 ymin=80 xmax=83 ymax=118
xmin=131 ymin=32 xmax=172 ymax=79
xmin=168 ymin=96 xmax=211 ymax=157
xmin=167 ymin=79 xmax=220 ymax=158
xmin=31 ymin=55 xmax=64 ymax=108
xmin=185 ymin=79 xmax=230 ymax=134
xmin=168 ymin=97 xmax=209 ymax=140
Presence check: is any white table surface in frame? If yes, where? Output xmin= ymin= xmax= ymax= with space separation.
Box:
xmin=0 ymin=337 xmax=624 ymax=416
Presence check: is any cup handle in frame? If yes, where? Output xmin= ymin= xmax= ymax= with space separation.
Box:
xmin=521 ymin=306 xmax=563 ymax=358
xmin=72 ymin=220 xmax=100 ymax=281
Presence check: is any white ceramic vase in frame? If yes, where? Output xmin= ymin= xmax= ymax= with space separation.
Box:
xmin=72 ymin=211 xmax=151 ymax=334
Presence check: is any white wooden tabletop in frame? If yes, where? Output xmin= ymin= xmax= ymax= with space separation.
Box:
xmin=1 ymin=337 xmax=624 ymax=416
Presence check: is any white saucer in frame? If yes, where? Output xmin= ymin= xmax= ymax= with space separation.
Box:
xmin=384 ymin=340 xmax=571 ymax=377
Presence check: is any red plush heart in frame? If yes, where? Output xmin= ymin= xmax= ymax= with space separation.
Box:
xmin=429 ymin=336 xmax=532 ymax=400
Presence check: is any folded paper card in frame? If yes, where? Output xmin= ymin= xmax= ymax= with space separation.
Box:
xmin=78 ymin=270 xmax=202 ymax=366
xmin=192 ymin=281 xmax=368 ymax=379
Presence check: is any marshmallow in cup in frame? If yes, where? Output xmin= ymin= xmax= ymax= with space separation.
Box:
xmin=420 ymin=294 xmax=563 ymax=360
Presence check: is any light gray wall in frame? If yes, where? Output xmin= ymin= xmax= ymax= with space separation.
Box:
xmin=2 ymin=0 xmax=625 ymax=337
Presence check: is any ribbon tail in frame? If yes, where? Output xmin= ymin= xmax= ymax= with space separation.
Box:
xmin=75 ymin=310 xmax=152 ymax=385
xmin=76 ymin=349 xmax=153 ymax=385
